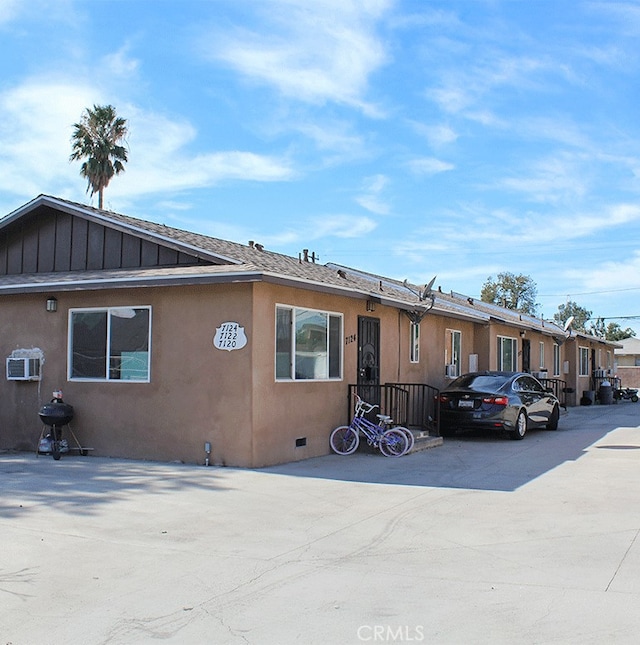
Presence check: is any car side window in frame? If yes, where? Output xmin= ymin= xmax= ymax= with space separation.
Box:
xmin=512 ymin=379 xmax=522 ymax=392
xmin=529 ymin=377 xmax=544 ymax=393
xmin=520 ymin=376 xmax=543 ymax=393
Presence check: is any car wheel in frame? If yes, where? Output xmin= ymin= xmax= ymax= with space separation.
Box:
xmin=510 ymin=410 xmax=527 ymax=440
xmin=546 ymin=404 xmax=559 ymax=431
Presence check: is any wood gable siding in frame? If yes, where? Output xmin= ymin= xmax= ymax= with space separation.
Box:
xmin=0 ymin=205 xmax=209 ymax=275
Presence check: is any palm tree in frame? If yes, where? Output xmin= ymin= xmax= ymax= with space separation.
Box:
xmin=70 ymin=104 xmax=128 ymax=209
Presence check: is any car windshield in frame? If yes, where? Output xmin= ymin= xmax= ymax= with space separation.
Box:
xmin=451 ymin=374 xmax=511 ymax=392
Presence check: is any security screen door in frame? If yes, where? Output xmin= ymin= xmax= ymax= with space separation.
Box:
xmin=358 ymin=316 xmax=380 ymax=407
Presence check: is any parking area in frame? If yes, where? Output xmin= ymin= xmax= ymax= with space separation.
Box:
xmin=2 ymin=403 xmax=640 ymax=644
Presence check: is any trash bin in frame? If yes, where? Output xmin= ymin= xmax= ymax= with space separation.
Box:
xmin=598 ymin=381 xmax=613 ymax=405
xmin=581 ymin=390 xmax=595 ymax=406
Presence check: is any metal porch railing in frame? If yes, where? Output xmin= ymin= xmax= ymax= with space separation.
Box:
xmin=348 ymin=383 xmax=440 ymax=436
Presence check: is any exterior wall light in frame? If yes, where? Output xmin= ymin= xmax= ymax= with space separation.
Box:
xmin=46 ymin=297 xmax=58 ymax=312
xmin=366 ymin=300 xmax=376 ymax=312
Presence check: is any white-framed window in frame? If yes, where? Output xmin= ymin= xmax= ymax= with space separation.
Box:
xmin=539 ymin=342 xmax=545 ymax=369
xmin=445 ymin=329 xmax=461 ymax=377
xmin=69 ymin=306 xmax=151 ymax=382
xmin=275 ymin=305 xmax=342 ymax=381
xmin=410 ymin=321 xmax=420 ymax=363
xmin=497 ymin=336 xmax=517 ymax=371
xmin=553 ymin=343 xmax=561 ymax=377
xmin=579 ymin=346 xmax=590 ymax=376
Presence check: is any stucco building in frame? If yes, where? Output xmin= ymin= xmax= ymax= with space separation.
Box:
xmin=0 ymin=196 xmax=619 ymax=466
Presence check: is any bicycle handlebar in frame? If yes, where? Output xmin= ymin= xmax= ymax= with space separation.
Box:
xmin=354 ymin=394 xmax=378 ymax=415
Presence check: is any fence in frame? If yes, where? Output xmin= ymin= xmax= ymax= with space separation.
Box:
xmin=348 ymin=383 xmax=440 ymax=435
xmin=538 ymin=378 xmax=569 ymax=409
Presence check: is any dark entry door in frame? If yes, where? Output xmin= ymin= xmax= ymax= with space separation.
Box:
xmin=522 ymin=338 xmax=531 ymax=372
xmin=358 ymin=316 xmax=380 ymax=406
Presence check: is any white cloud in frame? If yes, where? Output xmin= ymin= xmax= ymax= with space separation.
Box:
xmin=355 ymin=174 xmax=390 ymax=214
xmin=407 ymin=157 xmax=454 ymax=175
xmin=409 ymin=121 xmax=458 ymax=147
xmin=496 ymin=153 xmax=590 ymax=205
xmin=200 ymin=0 xmax=392 ymax=114
xmin=0 ymin=79 xmax=295 ymax=204
xmin=308 ymin=214 xmax=378 ymax=238
xmin=0 ymin=80 xmax=101 ymax=198
xmin=290 ymin=120 xmax=368 ymax=162
xmin=102 ymin=44 xmax=140 ymax=78
xmin=0 ymin=0 xmax=20 ymax=24
xmin=563 ymin=249 xmax=640 ymax=294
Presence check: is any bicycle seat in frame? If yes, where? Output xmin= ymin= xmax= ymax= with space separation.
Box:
xmin=376 ymin=414 xmax=392 ymax=423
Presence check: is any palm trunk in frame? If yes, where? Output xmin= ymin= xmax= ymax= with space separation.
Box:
xmin=98 ymin=189 xmax=103 ymax=210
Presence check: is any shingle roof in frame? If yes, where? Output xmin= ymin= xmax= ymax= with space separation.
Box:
xmin=0 ymin=194 xmax=603 ymax=341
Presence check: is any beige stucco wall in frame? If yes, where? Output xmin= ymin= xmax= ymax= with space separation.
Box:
xmin=1 ymin=282 xmax=422 ymax=467
xmin=2 ymin=280 xmax=604 ymax=467
xmin=0 ymin=285 xmax=256 ymax=466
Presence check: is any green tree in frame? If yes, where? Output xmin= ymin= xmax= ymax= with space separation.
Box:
xmin=602 ymin=321 xmax=636 ymax=341
xmin=553 ymin=301 xmax=591 ymax=332
xmin=480 ymin=272 xmax=538 ymax=315
xmin=70 ymin=104 xmax=128 ymax=209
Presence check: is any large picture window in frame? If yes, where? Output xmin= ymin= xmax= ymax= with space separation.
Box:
xmin=276 ymin=305 xmax=342 ymax=380
xmin=498 ymin=336 xmax=517 ymax=371
xmin=69 ymin=307 xmax=151 ymax=381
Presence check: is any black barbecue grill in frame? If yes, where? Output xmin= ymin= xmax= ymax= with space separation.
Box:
xmin=37 ymin=393 xmax=89 ymax=459
xmin=39 ymin=400 xmax=74 ymax=428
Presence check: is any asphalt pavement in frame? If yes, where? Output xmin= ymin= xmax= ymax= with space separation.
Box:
xmin=2 ymin=402 xmax=640 ymax=644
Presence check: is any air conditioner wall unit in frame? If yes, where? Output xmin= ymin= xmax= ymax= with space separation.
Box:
xmin=6 ymin=357 xmax=41 ymax=381
xmin=445 ymin=364 xmax=458 ymax=378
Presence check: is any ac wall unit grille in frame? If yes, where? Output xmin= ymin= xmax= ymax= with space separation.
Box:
xmin=446 ymin=364 xmax=458 ymax=378
xmin=6 ymin=357 xmax=41 ymax=381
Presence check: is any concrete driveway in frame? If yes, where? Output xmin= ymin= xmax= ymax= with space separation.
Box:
xmin=2 ymin=403 xmax=640 ymax=644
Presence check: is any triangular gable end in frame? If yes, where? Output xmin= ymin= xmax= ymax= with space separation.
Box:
xmin=0 ymin=196 xmax=221 ymax=275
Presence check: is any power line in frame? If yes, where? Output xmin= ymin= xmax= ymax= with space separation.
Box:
xmin=539 ymin=286 xmax=640 ymax=298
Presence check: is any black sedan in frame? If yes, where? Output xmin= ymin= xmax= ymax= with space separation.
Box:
xmin=439 ymin=371 xmax=560 ymax=440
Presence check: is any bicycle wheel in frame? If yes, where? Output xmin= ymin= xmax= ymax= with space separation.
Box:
xmin=330 ymin=426 xmax=359 ymax=455
xmin=378 ymin=429 xmax=409 ymax=457
xmin=394 ymin=426 xmax=415 ymax=454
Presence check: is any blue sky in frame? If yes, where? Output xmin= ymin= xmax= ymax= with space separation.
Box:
xmin=2 ymin=0 xmax=640 ymax=331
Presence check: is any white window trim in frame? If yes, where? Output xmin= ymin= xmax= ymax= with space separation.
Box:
xmin=579 ymin=346 xmax=590 ymax=376
xmin=275 ymin=304 xmax=343 ymax=382
xmin=497 ymin=336 xmax=518 ymax=371
xmin=553 ymin=343 xmax=561 ymax=377
xmin=68 ymin=306 xmax=152 ymax=383
xmin=410 ymin=321 xmax=420 ymax=364
xmin=445 ymin=329 xmax=461 ymax=377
